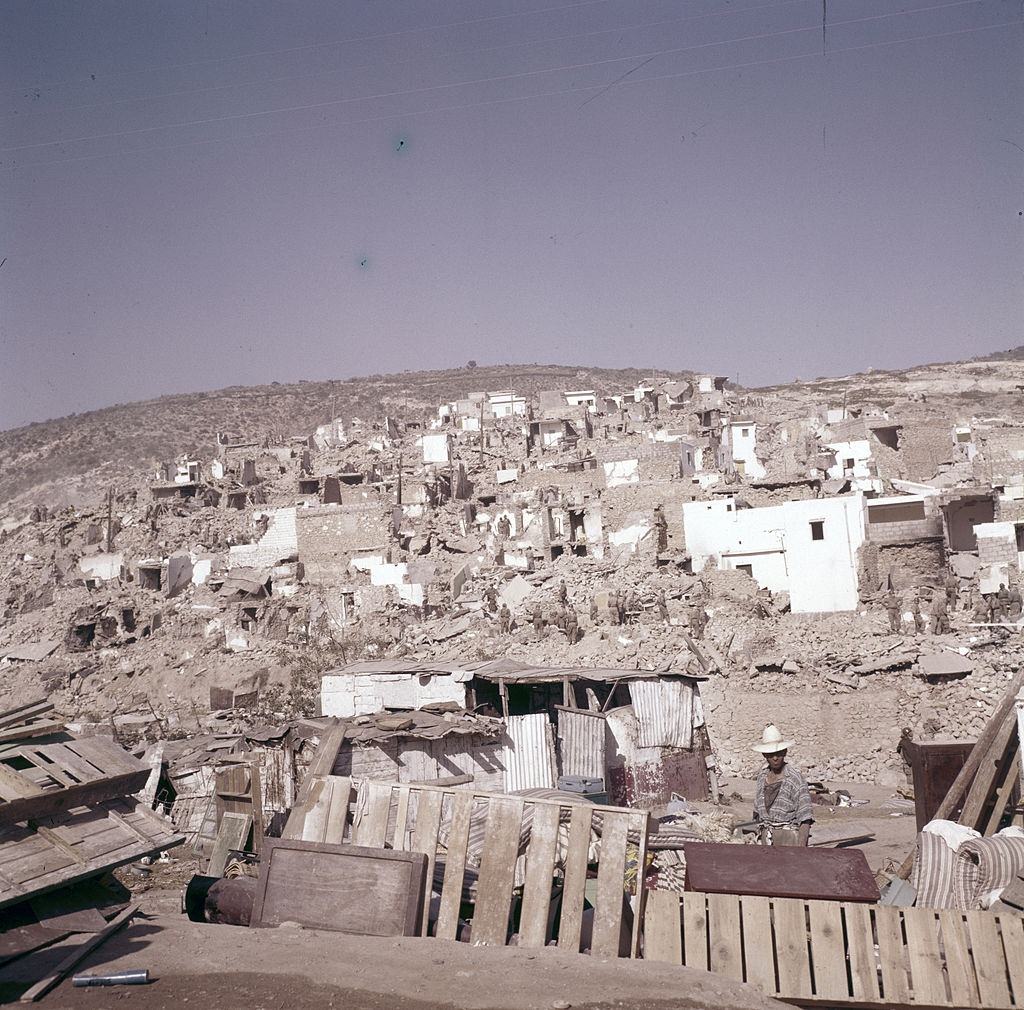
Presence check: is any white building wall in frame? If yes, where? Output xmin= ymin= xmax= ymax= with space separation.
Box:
xmin=729 ymin=423 xmax=766 ymax=479
xmin=228 ymin=508 xmax=298 ymax=568
xmin=826 ymin=439 xmax=873 ymax=479
xmin=420 ymin=432 xmax=453 ymax=464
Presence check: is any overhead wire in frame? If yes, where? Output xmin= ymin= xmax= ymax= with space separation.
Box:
xmin=6 ymin=0 xmax=817 ymax=122
xmin=5 ymin=17 xmax=1016 ymax=171
xmin=1 ymin=0 xmax=997 ymax=154
xmin=7 ymin=0 xmax=624 ymax=93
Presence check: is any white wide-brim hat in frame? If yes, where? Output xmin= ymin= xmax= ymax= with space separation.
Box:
xmin=752 ymin=724 xmax=794 ymax=754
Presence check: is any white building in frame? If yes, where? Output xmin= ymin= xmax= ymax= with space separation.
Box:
xmin=681 ymin=494 xmax=866 ymax=613
xmin=564 ymin=390 xmax=597 ymax=412
xmin=488 ymin=392 xmax=527 ymax=418
xmin=420 ymin=432 xmax=454 ymax=464
xmin=727 ymin=420 xmax=766 ymax=479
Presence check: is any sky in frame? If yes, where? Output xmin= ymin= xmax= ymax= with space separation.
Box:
xmin=1 ymin=0 xmax=1021 ymax=430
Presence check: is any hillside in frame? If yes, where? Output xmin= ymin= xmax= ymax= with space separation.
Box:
xmin=2 ymin=348 xmax=1022 ymax=513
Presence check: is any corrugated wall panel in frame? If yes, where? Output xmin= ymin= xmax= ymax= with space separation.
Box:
xmin=503 ymin=713 xmax=556 ymax=791
xmin=628 ymin=679 xmax=693 ymax=749
xmin=557 ymin=709 xmax=606 ymax=779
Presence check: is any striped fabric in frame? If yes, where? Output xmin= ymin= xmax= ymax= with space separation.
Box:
xmin=951 ymin=834 xmax=1024 ymax=910
xmin=911 ymin=830 xmax=958 ymax=909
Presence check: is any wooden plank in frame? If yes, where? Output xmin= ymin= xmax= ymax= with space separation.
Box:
xmin=206 ymin=812 xmax=251 ymax=877
xmin=643 ymin=890 xmax=682 ymax=964
xmin=998 ymin=914 xmax=1024 ymax=1007
xmin=408 ymin=789 xmax=443 ymax=936
xmin=32 ymin=825 xmax=85 ymax=865
xmin=682 ymin=841 xmax=879 ymax=901
xmin=773 ymin=897 xmax=812 ymax=1000
xmin=739 ymin=894 xmax=775 ymax=994
xmin=807 ymin=899 xmax=848 ymax=1000
xmin=0 ymin=701 xmax=53 ymax=730
xmin=324 ymin=776 xmax=352 ymax=845
xmin=0 ymin=768 xmax=148 ymax=826
xmin=902 ymin=906 xmax=948 ymax=1006
xmin=352 ymin=781 xmax=392 ymax=848
xmin=966 ymin=909 xmax=1013 ymax=1009
xmin=471 ymin=795 xmax=525 ymax=947
xmin=249 ymin=839 xmax=427 ymax=937
xmin=961 ymin=712 xmax=1018 ymax=831
xmin=682 ymin=892 xmax=709 ymax=973
xmin=629 ymin=811 xmax=650 ymax=959
xmin=518 ymin=801 xmax=560 ymax=950
xmin=18 ymin=902 xmax=139 ymax=1003
xmin=0 ymin=762 xmax=41 ymax=801
xmin=938 ymin=909 xmax=980 ymax=1008
xmin=875 ymin=905 xmax=910 ymax=1005
xmin=842 ymin=902 xmax=880 ymax=1003
xmin=557 ymin=803 xmax=593 ymax=954
xmin=0 ymin=721 xmax=63 ymax=744
xmin=290 ymin=776 xmax=329 ymax=842
xmin=984 ymin=756 xmax=1020 ymax=837
xmin=591 ymin=810 xmax=630 ymax=958
xmin=435 ymin=791 xmax=474 ymax=941
xmin=707 ymin=892 xmax=743 ymax=982
xmin=392 ymin=787 xmax=411 ymax=849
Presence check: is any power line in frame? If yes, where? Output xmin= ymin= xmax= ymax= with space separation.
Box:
xmin=5 ymin=18 xmax=1015 ymax=171
xmin=6 ymin=0 xmax=816 ymax=122
xmin=0 ymin=0 xmax=994 ymax=154
xmin=7 ymin=0 xmax=623 ymax=93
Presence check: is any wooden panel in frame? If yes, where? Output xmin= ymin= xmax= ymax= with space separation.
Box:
xmin=999 ymin=914 xmax=1024 ymax=1008
xmin=707 ymin=892 xmax=743 ymax=982
xmin=682 ymin=892 xmax=709 ymax=972
xmin=408 ymin=789 xmax=444 ymax=936
xmin=739 ymin=894 xmax=775 ymax=994
xmin=557 ymin=803 xmax=593 ymax=954
xmin=325 ymin=777 xmax=352 ymax=844
xmin=435 ymin=791 xmax=473 ymax=941
xmin=518 ymin=802 xmax=559 ymax=950
xmin=471 ymin=796 xmax=524 ymax=947
xmin=875 ymin=906 xmax=910 ymax=1006
xmin=352 ymin=781 xmax=393 ymax=848
xmin=902 ymin=907 xmax=947 ymax=1006
xmin=207 ymin=812 xmax=251 ymax=877
xmin=683 ymin=841 xmax=879 ymax=902
xmin=0 ymin=798 xmax=182 ymax=909
xmin=591 ymin=810 xmax=630 ymax=958
xmin=250 ymin=839 xmax=426 ymax=936
xmin=843 ymin=902 xmax=881 ymax=1003
xmin=808 ymin=899 xmax=848 ymax=1000
xmin=773 ymin=897 xmax=812 ymax=999
xmin=643 ymin=890 xmax=682 ymax=964
xmin=938 ymin=909 xmax=980 ymax=1009
xmin=966 ymin=909 xmax=1013 ymax=1009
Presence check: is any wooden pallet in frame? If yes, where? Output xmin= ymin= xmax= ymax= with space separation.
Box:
xmin=0 ymin=798 xmax=183 ymax=909
xmin=643 ymin=889 xmax=1024 ymax=1008
xmin=283 ymin=776 xmax=650 ymax=957
xmin=0 ymin=734 xmax=150 ymax=826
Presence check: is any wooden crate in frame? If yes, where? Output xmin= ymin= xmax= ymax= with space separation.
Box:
xmin=643 ymin=888 xmax=1024 ymax=1008
xmin=284 ymin=776 xmax=650 ymax=957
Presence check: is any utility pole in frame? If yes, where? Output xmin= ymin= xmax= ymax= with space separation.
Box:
xmin=396 ymin=451 xmax=403 ymax=505
xmin=479 ymin=399 xmax=484 ymax=468
xmin=105 ymin=487 xmax=115 ymax=551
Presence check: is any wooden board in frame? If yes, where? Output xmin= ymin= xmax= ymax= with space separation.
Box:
xmin=0 ymin=736 xmax=149 ymax=826
xmin=649 ymin=890 xmax=1024 ymax=1009
xmin=0 ymin=798 xmax=182 ymax=910
xmin=250 ymin=838 xmax=427 ymax=937
xmin=206 ymin=812 xmax=252 ymax=877
xmin=682 ymin=841 xmax=880 ymax=902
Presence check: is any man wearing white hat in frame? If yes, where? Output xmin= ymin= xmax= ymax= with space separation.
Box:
xmin=752 ymin=725 xmax=813 ymax=846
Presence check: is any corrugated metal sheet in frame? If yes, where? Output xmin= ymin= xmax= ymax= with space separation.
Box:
xmin=628 ymin=679 xmax=693 ymax=749
xmin=557 ymin=709 xmax=606 ymax=779
xmin=503 ymin=713 xmax=556 ymax=791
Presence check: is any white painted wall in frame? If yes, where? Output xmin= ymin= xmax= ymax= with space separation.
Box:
xmin=321 ymin=672 xmax=466 ymax=717
xmin=825 ymin=439 xmax=873 ymax=479
xmin=420 ymin=432 xmax=453 ymax=464
xmin=228 ymin=508 xmax=298 ymax=568
xmin=78 ymin=553 xmax=123 ymax=581
xmin=681 ymin=494 xmax=866 ymax=612
xmin=603 ymin=459 xmax=639 ymax=487
xmin=729 ymin=423 xmax=766 ymax=479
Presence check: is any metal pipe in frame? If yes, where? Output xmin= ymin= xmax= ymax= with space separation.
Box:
xmin=72 ymin=970 xmax=149 ymax=987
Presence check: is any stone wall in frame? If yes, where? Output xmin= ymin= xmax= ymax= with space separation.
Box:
xmin=296 ymin=503 xmax=393 ymax=585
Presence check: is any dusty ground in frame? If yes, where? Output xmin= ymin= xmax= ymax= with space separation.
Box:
xmin=0 ymin=898 xmax=787 ymax=1010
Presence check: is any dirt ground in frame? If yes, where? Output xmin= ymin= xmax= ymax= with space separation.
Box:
xmin=0 ymin=900 xmax=787 ymax=1010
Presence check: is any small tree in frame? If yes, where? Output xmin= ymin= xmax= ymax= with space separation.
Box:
xmin=466 ymin=359 xmax=477 ymax=369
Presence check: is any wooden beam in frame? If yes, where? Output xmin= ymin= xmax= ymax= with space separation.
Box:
xmin=18 ymin=902 xmax=139 ymax=1003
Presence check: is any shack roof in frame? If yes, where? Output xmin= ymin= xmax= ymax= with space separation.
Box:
xmin=332 ymin=658 xmax=705 ymax=684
